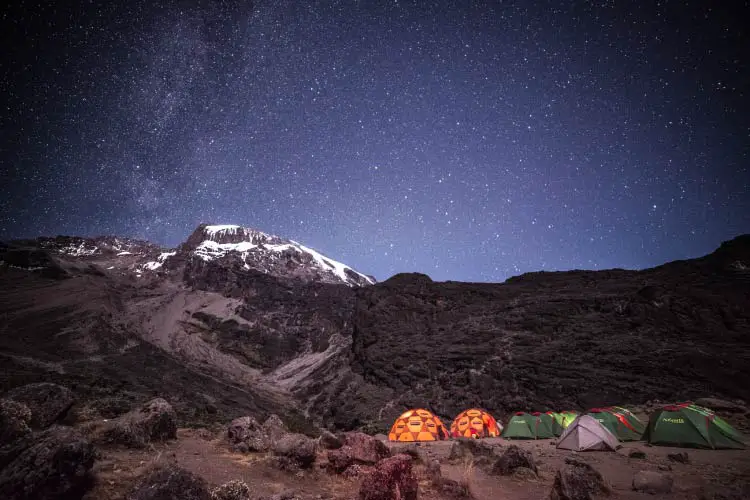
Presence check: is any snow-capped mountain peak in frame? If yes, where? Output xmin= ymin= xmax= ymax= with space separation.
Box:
xmin=183 ymin=223 xmax=375 ymax=287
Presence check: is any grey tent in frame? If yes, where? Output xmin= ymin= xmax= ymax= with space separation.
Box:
xmin=556 ymin=415 xmax=620 ymax=452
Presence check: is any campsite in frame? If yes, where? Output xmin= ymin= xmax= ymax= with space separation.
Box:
xmin=377 ymin=402 xmax=750 ymax=498
xmin=65 ymin=398 xmax=749 ymax=500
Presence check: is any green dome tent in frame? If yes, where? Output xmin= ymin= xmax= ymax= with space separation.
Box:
xmin=501 ymin=412 xmax=559 ymax=439
xmin=551 ymin=411 xmax=579 ymax=430
xmin=642 ymin=402 xmax=745 ymax=450
xmin=585 ymin=408 xmax=643 ymax=441
xmin=606 ymin=406 xmax=646 ymax=434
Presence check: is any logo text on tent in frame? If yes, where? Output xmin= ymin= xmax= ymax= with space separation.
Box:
xmin=661 ymin=418 xmax=685 ymax=424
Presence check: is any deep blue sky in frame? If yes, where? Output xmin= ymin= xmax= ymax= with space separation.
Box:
xmin=2 ymin=1 xmax=748 ymax=282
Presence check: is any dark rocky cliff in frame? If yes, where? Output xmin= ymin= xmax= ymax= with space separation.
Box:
xmin=1 ymin=232 xmax=748 ymax=433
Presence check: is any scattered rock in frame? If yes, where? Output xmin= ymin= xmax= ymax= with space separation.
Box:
xmin=227 ymin=416 xmax=268 ymax=452
xmin=667 ymin=452 xmax=690 ymax=464
xmin=0 ymin=399 xmax=32 ymax=443
xmin=99 ymin=398 xmax=177 ymax=448
xmin=490 ymin=445 xmax=537 ymax=476
xmin=0 ymin=425 xmax=96 ymax=500
xmin=448 ymin=438 xmax=498 ymax=465
xmin=658 ymin=464 xmax=673 ymax=471
xmin=210 ymin=479 xmax=252 ymax=500
xmin=127 ymin=465 xmax=211 ymax=500
xmin=695 ymin=398 xmax=746 ymax=413
xmin=341 ymin=432 xmax=391 ymax=464
xmin=433 ymin=477 xmax=471 ymax=498
xmin=359 ymin=454 xmax=418 ymax=500
xmin=319 ymin=430 xmax=342 ymax=450
xmin=262 ymin=414 xmax=288 ymax=442
xmin=269 ymin=491 xmax=298 ymax=500
xmin=628 ymin=448 xmax=647 ymax=459
xmin=633 ymin=470 xmax=673 ymax=494
xmin=512 ymin=467 xmax=538 ymax=481
xmin=549 ymin=459 xmax=608 ymax=500
xmin=273 ymin=433 xmax=317 ymax=469
xmin=3 ymin=383 xmax=74 ymax=429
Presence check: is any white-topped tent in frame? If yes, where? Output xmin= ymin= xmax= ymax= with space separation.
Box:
xmin=556 ymin=415 xmax=620 ymax=452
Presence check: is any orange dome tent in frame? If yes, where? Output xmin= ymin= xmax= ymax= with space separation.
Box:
xmin=450 ymin=408 xmax=502 ymax=438
xmin=388 ymin=408 xmax=450 ymax=442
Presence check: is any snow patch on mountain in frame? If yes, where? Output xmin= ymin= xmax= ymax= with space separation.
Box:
xmin=141 ymin=251 xmax=177 ymax=271
xmin=60 ymin=242 xmax=99 ymax=256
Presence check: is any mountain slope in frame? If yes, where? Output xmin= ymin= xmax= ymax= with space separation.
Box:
xmin=1 ymin=228 xmax=748 ymax=434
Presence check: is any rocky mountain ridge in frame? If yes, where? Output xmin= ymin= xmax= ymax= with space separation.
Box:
xmin=1 ymin=228 xmax=748 ymax=435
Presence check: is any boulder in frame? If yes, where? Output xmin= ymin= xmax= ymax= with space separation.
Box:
xmin=359 ymin=454 xmax=418 ymax=500
xmin=210 ymin=479 xmax=252 ymax=500
xmin=549 ymin=458 xmax=608 ymax=500
xmin=262 ymin=414 xmax=288 ymax=442
xmin=633 ymin=470 xmax=673 ymax=494
xmin=127 ymin=465 xmax=211 ymax=500
xmin=434 ymin=477 xmax=471 ymax=498
xmin=490 ymin=445 xmax=537 ymax=476
xmin=319 ymin=429 xmax=343 ymax=450
xmin=227 ymin=416 xmax=268 ymax=452
xmin=327 ymin=446 xmax=355 ymax=473
xmin=448 ymin=438 xmax=498 ymax=465
xmin=3 ymin=383 xmax=74 ymax=429
xmin=628 ymin=448 xmax=646 ymax=459
xmin=99 ymin=397 xmax=177 ymax=448
xmin=0 ymin=425 xmax=96 ymax=500
xmin=0 ymin=399 xmax=32 ymax=443
xmin=667 ymin=452 xmax=690 ymax=464
xmin=341 ymin=432 xmax=391 ymax=464
xmin=273 ymin=433 xmax=317 ymax=469
xmin=512 ymin=467 xmax=538 ymax=480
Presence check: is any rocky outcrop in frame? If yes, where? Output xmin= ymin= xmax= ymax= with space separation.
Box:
xmin=127 ymin=465 xmax=211 ymax=500
xmin=262 ymin=414 xmax=288 ymax=442
xmin=98 ymin=398 xmax=177 ymax=448
xmin=272 ymin=433 xmax=317 ymax=469
xmin=549 ymin=458 xmax=608 ymax=500
xmin=227 ymin=416 xmax=267 ymax=452
xmin=3 ymin=383 xmax=74 ymax=429
xmin=359 ymin=454 xmax=418 ymax=500
xmin=226 ymin=414 xmax=290 ymax=453
xmin=0 ymin=425 xmax=96 ymax=500
xmin=341 ymin=432 xmax=391 ymax=463
xmin=0 ymin=399 xmax=32 ymax=443
xmin=490 ymin=445 xmax=537 ymax=476
xmin=318 ymin=430 xmax=342 ymax=450
xmin=326 ymin=432 xmax=392 ymax=475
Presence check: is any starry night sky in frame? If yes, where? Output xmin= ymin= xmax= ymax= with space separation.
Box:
xmin=2 ymin=1 xmax=748 ymax=282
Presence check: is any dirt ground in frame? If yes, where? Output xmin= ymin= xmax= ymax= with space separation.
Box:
xmin=432 ymin=438 xmax=750 ymax=500
xmin=83 ymin=429 xmax=750 ymax=500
